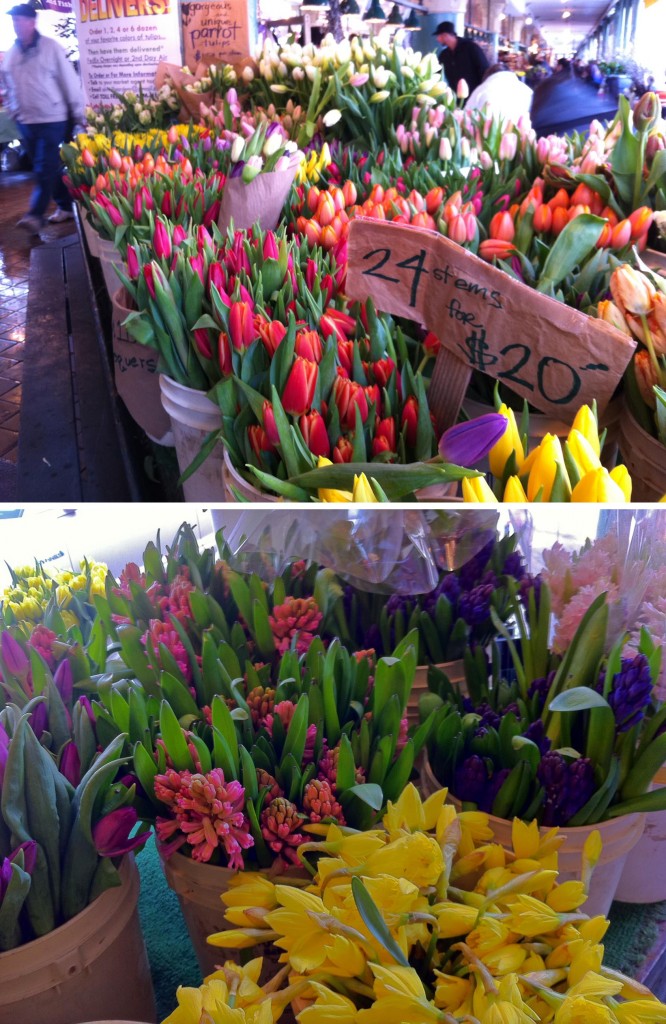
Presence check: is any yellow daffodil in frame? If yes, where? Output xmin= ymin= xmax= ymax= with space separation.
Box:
xmin=553 ymin=994 xmax=613 ymax=1024
xmin=489 ymin=402 xmax=525 ymax=477
xmin=613 ymin=999 xmax=666 ymax=1022
xmin=434 ymin=972 xmax=472 ymax=1012
xmin=511 ymin=819 xmax=562 ymax=866
xmin=462 ymin=475 xmax=498 ymax=503
xmin=546 ymin=880 xmax=587 ymax=913
xmin=299 ymin=984 xmax=357 ymax=1024
xmin=382 ymin=783 xmax=448 ymax=838
xmin=365 ymin=831 xmax=444 ymax=889
xmin=434 ymin=901 xmax=479 ymax=938
xmin=265 ymin=887 xmax=366 ymax=977
xmin=162 ymin=960 xmax=274 ymax=1024
xmin=219 ymin=872 xmax=280 ymax=928
xmin=570 ymin=404 xmax=601 ymax=456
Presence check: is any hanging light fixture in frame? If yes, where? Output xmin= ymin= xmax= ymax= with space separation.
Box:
xmin=525 ymin=14 xmax=533 ymax=24
xmin=341 ymin=0 xmax=360 ymax=13
xmin=387 ymin=3 xmax=403 ymax=24
xmin=362 ymin=0 xmax=386 ymax=22
xmin=561 ymin=9 xmax=571 ymax=19
xmin=301 ymin=0 xmax=329 ymax=11
xmin=404 ymin=8 xmax=422 ymax=29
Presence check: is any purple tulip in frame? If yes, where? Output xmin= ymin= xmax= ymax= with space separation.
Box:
xmin=93 ymin=807 xmax=151 ymax=857
xmin=53 ymin=658 xmax=73 ymax=705
xmin=438 ymin=413 xmax=508 ymax=467
xmin=0 ymin=858 xmax=11 ymax=903
xmin=29 ymin=700 xmax=49 ymax=740
xmin=60 ymin=741 xmax=81 ymax=787
xmin=10 ymin=840 xmax=37 ymax=875
xmin=229 ymin=160 xmax=245 ymax=179
xmin=77 ymin=695 xmax=96 ymax=725
xmin=1 ymin=632 xmax=30 ymax=686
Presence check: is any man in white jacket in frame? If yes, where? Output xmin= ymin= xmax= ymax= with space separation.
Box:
xmin=5 ymin=3 xmax=84 ymax=235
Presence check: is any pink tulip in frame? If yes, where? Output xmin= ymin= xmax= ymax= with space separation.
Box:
xmin=93 ymin=807 xmax=150 ymax=857
xmin=153 ymin=219 xmax=172 ymax=260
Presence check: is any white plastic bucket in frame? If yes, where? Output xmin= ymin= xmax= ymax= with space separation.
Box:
xmin=222 ymin=447 xmax=278 ymax=502
xmin=0 ymin=856 xmax=156 ymax=1024
xmin=614 ymin=764 xmax=666 ymax=903
xmin=419 ymin=754 xmax=645 ymax=919
xmin=79 ymin=209 xmax=100 ymax=258
xmin=111 ymin=289 xmax=173 ymax=445
xmin=158 ymin=374 xmax=226 ymax=501
xmin=98 ymin=238 xmax=125 ymax=298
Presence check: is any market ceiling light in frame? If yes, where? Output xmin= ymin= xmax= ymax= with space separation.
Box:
xmin=362 ymin=0 xmax=387 ymax=22
xmin=341 ymin=0 xmax=361 ymax=13
xmin=301 ymin=0 xmax=329 ymax=11
xmin=404 ymin=7 xmax=422 ymax=28
xmin=562 ymin=9 xmax=571 ymax=18
xmin=525 ymin=14 xmax=533 ymax=23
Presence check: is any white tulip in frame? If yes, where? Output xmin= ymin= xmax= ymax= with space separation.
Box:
xmin=322 ymin=109 xmax=342 ymax=127
xmin=242 ymin=66 xmax=255 ymax=82
xmin=372 ymin=66 xmax=390 ymax=89
xmin=231 ymin=135 xmax=245 ymax=162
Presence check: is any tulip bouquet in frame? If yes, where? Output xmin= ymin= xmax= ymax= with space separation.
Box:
xmin=457 ymin=401 xmax=635 ymax=503
xmin=170 ymin=783 xmax=666 ymax=1024
xmin=600 ymin=263 xmax=666 ymax=447
xmin=325 ymin=530 xmax=529 ymax=663
xmin=84 ymin=82 xmax=181 ymax=136
xmin=424 ymin=585 xmax=666 ymax=827
xmin=1 ymin=558 xmax=107 ymax=637
xmin=93 ymin=628 xmax=427 ymax=869
xmin=0 ymin=705 xmax=149 ymax=951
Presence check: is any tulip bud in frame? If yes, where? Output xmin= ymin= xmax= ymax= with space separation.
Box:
xmin=610 ymin=265 xmax=656 ymax=317
xmin=524 ymin=434 xmax=571 ymax=502
xmin=93 ymin=807 xmax=149 ymax=857
xmin=633 ymin=92 xmax=661 ymax=133
xmin=634 ymin=350 xmax=659 ymax=408
xmin=1 ymin=632 xmax=30 ymax=683
xmin=401 ymin=395 xmax=419 ymax=447
xmin=489 ymin=211 xmax=515 ymax=242
xmin=299 ymin=410 xmax=330 ymax=458
xmin=488 ymin=403 xmax=524 ymax=477
xmin=456 ymin=78 xmax=469 ymax=100
xmin=439 ymin=413 xmax=509 ymax=468
xmin=503 ymin=475 xmax=528 ymax=502
xmin=571 ymin=467 xmax=630 ymax=503
xmin=282 ymin=357 xmax=318 ymax=416
xmin=461 ymin=476 xmax=498 ymax=502
xmin=571 ymin=404 xmax=600 ymax=456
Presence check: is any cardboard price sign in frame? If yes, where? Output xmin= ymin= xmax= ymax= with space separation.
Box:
xmin=346 ymin=219 xmax=636 ymax=429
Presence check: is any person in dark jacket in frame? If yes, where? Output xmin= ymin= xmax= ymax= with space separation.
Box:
xmin=434 ymin=21 xmax=489 ymax=96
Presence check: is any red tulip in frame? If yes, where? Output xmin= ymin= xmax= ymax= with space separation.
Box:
xmin=143 ymin=265 xmax=156 ymax=300
xmin=489 ymin=211 xmax=515 ymax=242
xmin=189 ymin=253 xmax=205 ymax=284
xmin=282 ymin=357 xmax=318 ymax=415
xmin=257 ymin=318 xmax=287 ymax=358
xmin=332 ymin=437 xmax=354 ymax=463
xmin=229 ymin=301 xmax=255 ymax=352
xmin=321 ymin=309 xmax=356 ymax=343
xmin=334 ymin=377 xmax=368 ymax=430
xmin=217 ymin=332 xmax=233 ymax=376
xmin=300 ymin=409 xmax=330 ymax=457
xmin=60 ymin=740 xmax=81 ymax=787
xmin=193 ymin=328 xmax=213 ymax=359
xmin=295 ymin=329 xmax=323 ymax=363
xmin=263 ymin=232 xmax=280 ymax=260
xmin=262 ymin=400 xmax=280 ymax=445
xmin=401 ymin=395 xmax=419 ymax=446
xmin=372 ymin=357 xmax=396 ymax=389
xmin=127 ymin=245 xmax=140 ymax=280
xmin=372 ymin=416 xmax=397 ymax=457
xmin=248 ymin=425 xmax=274 ymax=458
xmin=161 ymin=191 xmax=172 ymax=217
xmin=172 ymin=224 xmax=187 ymax=247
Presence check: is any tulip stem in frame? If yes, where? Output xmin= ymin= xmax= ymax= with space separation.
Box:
xmin=633 ymin=132 xmax=646 ymax=212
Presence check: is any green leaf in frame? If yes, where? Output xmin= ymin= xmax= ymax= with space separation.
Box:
xmin=351 ymin=876 xmax=409 ymax=966
xmin=345 ymin=782 xmax=384 ymax=810
xmin=548 ymin=686 xmax=610 ymax=713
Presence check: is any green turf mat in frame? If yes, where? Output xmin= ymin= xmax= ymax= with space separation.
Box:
xmin=604 ymin=898 xmax=666 ymax=977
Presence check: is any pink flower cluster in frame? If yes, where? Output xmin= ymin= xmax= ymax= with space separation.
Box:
xmin=144 ymin=619 xmax=193 ymax=683
xmin=269 ymin=596 xmax=323 ymax=656
xmin=27 ymin=625 xmax=57 ymax=671
xmin=154 ymin=767 xmax=254 ymax=867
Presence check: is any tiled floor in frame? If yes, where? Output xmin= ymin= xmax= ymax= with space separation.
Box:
xmin=0 ymin=170 xmax=79 ymax=493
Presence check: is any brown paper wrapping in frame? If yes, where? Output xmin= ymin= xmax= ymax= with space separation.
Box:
xmin=217 ymin=153 xmax=301 ymax=234
xmin=154 ymin=61 xmax=214 ymax=121
xmin=347 ymin=218 xmax=636 ymax=420
xmin=111 ymin=289 xmax=172 ymax=443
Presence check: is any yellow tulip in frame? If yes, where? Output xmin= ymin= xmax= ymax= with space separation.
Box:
xmin=488 ymin=403 xmax=524 ymax=477
xmin=566 ymin=428 xmax=602 ymax=475
xmin=351 ymin=473 xmax=378 ymax=502
xmin=316 ymin=456 xmax=353 ymax=503
xmin=570 ymin=405 xmax=601 ymax=456
xmin=570 ymin=468 xmax=628 ymax=503
xmin=610 ymin=464 xmax=632 ymax=501
xmin=503 ymin=475 xmax=529 ymax=502
xmin=523 ymin=434 xmax=570 ymax=502
xmin=461 ymin=476 xmax=498 ymax=503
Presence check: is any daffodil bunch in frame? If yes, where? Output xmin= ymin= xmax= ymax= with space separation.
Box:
xmin=424 ymin=586 xmax=666 ymax=827
xmin=600 ymin=263 xmax=666 ymax=448
xmin=94 ymin=630 xmax=427 ymax=869
xmin=191 ymin=783 xmax=666 ymax=1024
xmin=162 ymin=957 xmax=291 ymax=1024
xmin=461 ymin=401 xmax=634 ymax=502
xmin=1 ymin=558 xmax=107 ymax=638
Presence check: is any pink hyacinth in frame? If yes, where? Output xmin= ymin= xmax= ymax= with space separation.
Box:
xmin=268 ymin=596 xmax=323 ymax=656
xmin=154 ymin=767 xmax=253 ymax=868
xmin=156 ymin=570 xmax=195 ymax=625
xmin=144 ymin=619 xmax=192 ymax=683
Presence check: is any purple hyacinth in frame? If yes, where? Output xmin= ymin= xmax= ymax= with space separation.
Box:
xmin=454 ymin=754 xmax=490 ymax=804
xmin=479 ymin=766 xmax=510 ymax=814
xmin=458 ymin=540 xmax=495 ymax=591
xmin=423 ymin=573 xmax=460 ymax=614
xmin=502 ymin=551 xmax=526 ymax=580
xmin=386 ymin=593 xmax=412 ymax=617
xmin=523 ymin=719 xmax=551 ymax=756
xmin=520 ymin=573 xmax=543 ymax=611
xmin=559 ymin=757 xmax=596 ymax=822
xmin=528 ymin=671 xmax=556 ymax=713
xmin=475 ymin=702 xmax=501 ymax=731
xmin=458 ymin=583 xmax=495 ymax=626
xmin=607 ymin=654 xmax=653 ymax=732
xmin=538 ymin=750 xmax=570 ymax=827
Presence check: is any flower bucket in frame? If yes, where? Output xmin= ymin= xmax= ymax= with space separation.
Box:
xmin=618 ymin=400 xmax=666 ymax=502
xmin=97 ymin=237 xmax=125 ymax=298
xmin=111 ymin=288 xmax=173 ymax=445
xmin=407 ymin=659 xmax=465 ymax=729
xmin=0 ymin=856 xmax=156 ymax=1024
xmin=463 ymin=396 xmax=622 ymax=470
xmin=614 ymin=763 xmax=666 ymax=903
xmin=159 ymin=847 xmax=306 ymax=979
xmin=222 ymin=447 xmax=278 ymax=502
xmin=419 ymin=754 xmax=645 ymax=919
xmin=158 ymin=374 xmax=226 ymax=501
xmin=644 ymin=248 xmax=666 ymax=274
xmin=78 ymin=206 xmax=100 ymax=258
